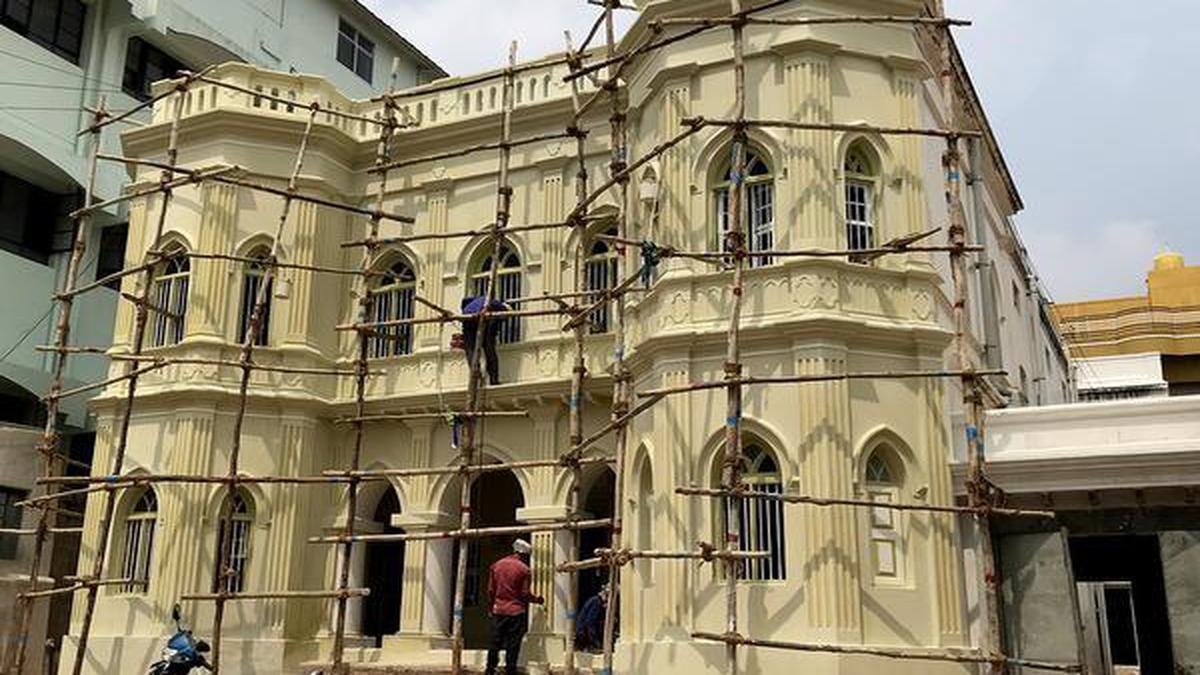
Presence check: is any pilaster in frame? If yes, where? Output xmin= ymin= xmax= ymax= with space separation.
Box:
xmin=655 ymin=366 xmax=691 ymax=632
xmin=893 ymin=67 xmax=928 ymax=266
xmin=537 ymin=170 xmax=566 ymax=336
xmin=794 ymin=347 xmax=862 ymax=638
xmin=657 ymin=82 xmax=692 ymax=255
xmin=282 ymin=201 xmax=323 ymax=349
xmin=112 ymin=197 xmax=149 ymax=351
xmin=155 ymin=409 xmax=217 ymax=613
xmin=922 ymin=378 xmax=967 ymax=644
xmin=72 ymin=418 xmax=112 ymax=628
xmin=260 ymin=418 xmax=316 ymax=634
xmin=783 ymin=50 xmax=838 ymax=249
xmin=417 ymin=189 xmax=449 ymax=350
xmin=186 ymin=182 xmax=239 ymax=341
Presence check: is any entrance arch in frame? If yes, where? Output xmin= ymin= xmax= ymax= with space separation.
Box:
xmin=450 ymin=468 xmax=525 ymax=649
xmin=576 ymin=466 xmax=615 ymax=607
xmin=361 ymin=488 xmax=404 ymax=646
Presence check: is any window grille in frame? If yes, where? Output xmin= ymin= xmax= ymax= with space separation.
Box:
xmin=716 ymin=441 xmax=785 ymax=581
xmin=470 ymin=244 xmax=522 ymax=344
xmin=844 ymin=145 xmax=876 ymax=255
xmin=715 ymin=150 xmax=774 ymax=267
xmin=368 ymin=260 xmax=417 ymax=358
xmin=215 ymin=492 xmax=252 ymax=593
xmin=121 ymin=489 xmax=157 ymax=593
xmin=150 ymin=251 xmax=189 ymax=347
xmin=584 ymin=227 xmax=619 ymax=333
xmin=238 ymin=249 xmax=273 ymax=346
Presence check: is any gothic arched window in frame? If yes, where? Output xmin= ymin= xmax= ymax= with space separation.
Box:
xmin=470 ymin=242 xmax=522 ymax=344
xmin=238 ymin=246 xmax=273 ymax=346
xmin=215 ymin=491 xmax=254 ymax=593
xmin=713 ymin=438 xmax=786 ymax=581
xmin=714 ymin=147 xmax=774 ymax=267
xmin=120 ymin=488 xmax=158 ymax=593
xmin=865 ymin=446 xmax=905 ymax=581
xmin=584 ymin=226 xmax=619 ymax=334
xmin=369 ymin=257 xmax=417 ymax=358
xmin=844 ymin=141 xmax=879 ymax=254
xmin=150 ymin=246 xmax=190 ymax=347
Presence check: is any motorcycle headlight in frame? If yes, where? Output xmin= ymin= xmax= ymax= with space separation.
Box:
xmin=160 ymin=648 xmax=176 ymax=660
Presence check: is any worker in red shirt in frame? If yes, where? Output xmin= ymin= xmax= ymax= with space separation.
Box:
xmin=485 ymin=538 xmax=544 ymax=675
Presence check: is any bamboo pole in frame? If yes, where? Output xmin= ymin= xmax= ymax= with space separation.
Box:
xmin=39 ymin=475 xmax=357 ymax=487
xmin=371 ymin=131 xmax=577 ymax=173
xmin=372 ymin=55 xmax=572 ymax=103
xmin=68 ymin=166 xmax=236 ymax=219
xmin=691 ymin=632 xmax=1080 ymax=671
xmin=654 ymin=15 xmax=971 ymax=28
xmin=106 ymin=354 xmax=379 ymax=377
xmin=674 ymin=487 xmax=1056 ymax=519
xmin=450 ymin=42 xmax=519 ymax=675
xmin=311 ymin=518 xmax=612 ymax=545
xmin=70 ymin=85 xmax=189 ymax=675
xmin=686 ymin=116 xmax=982 ymax=139
xmin=341 ymin=217 xmax=595 ymax=249
xmin=333 ymin=411 xmax=526 ymax=424
xmin=3 ymin=102 xmax=105 ymax=675
xmin=181 ymin=589 xmax=370 ymax=601
xmin=718 ymin=6 xmax=749 ymax=675
xmin=77 ymin=67 xmax=214 ymax=136
xmin=560 ymin=25 xmax=594 ymax=674
xmin=599 ymin=5 xmax=631 ymax=673
xmin=336 ymin=306 xmax=570 ymax=331
xmin=323 ymin=456 xmax=613 ymax=480
xmin=638 ymin=369 xmax=1006 ymax=398
xmin=193 ymin=76 xmax=398 ymax=128
xmin=330 ymin=96 xmax=400 ymax=675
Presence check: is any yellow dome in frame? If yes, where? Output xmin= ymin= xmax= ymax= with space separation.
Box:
xmin=1153 ymin=250 xmax=1185 ymax=272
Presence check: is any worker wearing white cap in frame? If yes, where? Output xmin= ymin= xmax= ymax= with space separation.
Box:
xmin=485 ymin=538 xmax=544 ymax=675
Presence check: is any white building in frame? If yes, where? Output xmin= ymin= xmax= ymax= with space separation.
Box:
xmin=0 ymin=2 xmax=441 ymax=670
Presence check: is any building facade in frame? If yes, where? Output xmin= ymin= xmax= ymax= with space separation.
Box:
xmin=1055 ymin=252 xmax=1200 ymax=401
xmin=0 ymin=1 xmax=439 ymax=671
xmin=64 ymin=1 xmax=1068 ymax=673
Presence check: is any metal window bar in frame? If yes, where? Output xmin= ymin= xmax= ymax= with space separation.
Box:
xmin=846 ymin=180 xmax=874 ymax=253
xmin=472 ymin=266 xmax=522 ymax=344
xmin=238 ymin=262 xmax=272 ymax=346
xmin=151 ymin=262 xmax=189 ymax=346
xmin=585 ymin=239 xmax=618 ymax=334
xmin=120 ymin=514 xmax=155 ymax=594
xmin=368 ymin=283 xmax=415 ymax=357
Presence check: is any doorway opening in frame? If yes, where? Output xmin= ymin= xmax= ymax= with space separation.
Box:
xmin=576 ymin=466 xmax=615 ymax=608
xmin=362 ymin=489 xmax=404 ymax=647
xmin=452 ymin=468 xmax=525 ymax=649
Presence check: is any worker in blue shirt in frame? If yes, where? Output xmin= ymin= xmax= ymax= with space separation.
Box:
xmin=461 ymin=295 xmax=508 ymax=385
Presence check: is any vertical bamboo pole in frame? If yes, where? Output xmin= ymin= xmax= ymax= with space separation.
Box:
xmin=562 ymin=28 xmax=592 ymax=675
xmin=599 ymin=3 xmax=631 ymax=673
xmin=4 ymin=102 xmax=106 ymax=675
xmin=331 ymin=100 xmax=398 ymax=674
xmin=449 ymin=43 xmax=519 ymax=675
xmin=939 ymin=26 xmax=1003 ymax=675
xmin=718 ymin=5 xmax=749 ymax=675
xmin=209 ymin=104 xmax=319 ymax=673
xmin=70 ymin=86 xmax=189 ymax=675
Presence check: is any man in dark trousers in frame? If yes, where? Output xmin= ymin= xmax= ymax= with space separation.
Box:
xmin=574 ymin=582 xmax=609 ymax=652
xmin=461 ymin=294 xmax=508 ymax=385
xmin=486 ymin=538 xmax=544 ymax=675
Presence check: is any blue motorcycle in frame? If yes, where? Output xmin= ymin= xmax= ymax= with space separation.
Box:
xmin=150 ymin=605 xmax=212 ymax=674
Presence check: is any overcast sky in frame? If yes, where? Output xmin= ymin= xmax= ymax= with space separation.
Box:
xmin=368 ymin=1 xmax=1198 ymax=302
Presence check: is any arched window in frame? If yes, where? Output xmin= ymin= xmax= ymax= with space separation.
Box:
xmin=150 ymin=247 xmax=190 ymax=347
xmin=369 ymin=258 xmax=416 ymax=358
xmin=238 ymin=247 xmax=273 ymax=346
xmin=584 ymin=226 xmax=619 ymax=334
xmin=215 ymin=491 xmax=253 ymax=593
xmin=713 ymin=439 xmax=785 ymax=581
xmin=864 ymin=447 xmax=904 ymax=581
xmin=714 ymin=147 xmax=774 ymax=267
xmin=121 ymin=488 xmax=157 ymax=593
xmin=844 ymin=141 xmax=878 ymax=254
xmin=470 ymin=242 xmax=522 ymax=344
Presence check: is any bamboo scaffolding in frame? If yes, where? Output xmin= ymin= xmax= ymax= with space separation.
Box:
xmin=654 ymin=15 xmax=971 ymax=28
xmin=68 ymin=166 xmax=237 ymax=219
xmin=39 ymin=475 xmax=357 ymax=487
xmin=193 ymin=76 xmax=403 ymax=128
xmin=310 ymin=518 xmax=612 ymax=545
xmin=691 ymin=633 xmax=1081 ymax=672
xmin=337 ymin=306 xmax=572 ymax=331
xmin=0 ymin=528 xmax=82 ymax=536
xmin=19 ymin=579 xmax=140 ymax=601
xmin=69 ymin=86 xmax=190 ymax=675
xmin=3 ymin=102 xmax=105 ymax=675
xmin=638 ymin=369 xmax=1006 ymax=398
xmin=106 ymin=354 xmax=380 ymax=377
xmin=373 ymin=55 xmax=573 ymax=103
xmin=333 ymin=411 xmax=527 ymax=424
xmin=340 ymin=217 xmax=602 ymax=249
xmin=674 ymin=487 xmax=1056 ymax=519
xmin=77 ymin=67 xmax=214 ymax=136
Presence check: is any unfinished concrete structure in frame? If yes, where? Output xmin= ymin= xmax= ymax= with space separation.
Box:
xmin=4 ymin=2 xmax=1083 ymax=675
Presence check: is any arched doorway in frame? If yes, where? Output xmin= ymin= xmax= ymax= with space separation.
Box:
xmin=362 ymin=489 xmax=404 ymax=646
xmin=576 ymin=467 xmax=615 ymax=607
xmin=454 ymin=468 xmax=525 ymax=649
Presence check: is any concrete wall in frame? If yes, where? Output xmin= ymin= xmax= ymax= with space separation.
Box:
xmin=1160 ymin=531 xmax=1200 ymax=674
xmin=998 ymin=532 xmax=1081 ymax=671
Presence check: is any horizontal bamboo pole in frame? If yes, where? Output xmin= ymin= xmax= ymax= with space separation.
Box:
xmin=0 ymin=528 xmax=82 ymax=536
xmin=687 ymin=116 xmax=983 ymax=139
xmin=334 ymin=411 xmax=529 ymax=424
xmin=557 ymin=557 xmax=606 ymax=573
xmin=371 ymin=131 xmax=577 ymax=173
xmin=119 ymin=292 xmax=180 ymax=320
xmin=36 ymin=346 xmax=111 ymax=356
xmin=50 ymin=362 xmax=168 ymax=401
xmin=562 ymin=264 xmax=646 ymax=331
xmin=675 ymin=487 xmax=1057 ymax=519
xmin=674 ymin=244 xmax=983 ymax=259
xmin=341 ymin=216 xmax=599 ymax=248
xmin=323 ymin=456 xmax=613 ymax=480
xmin=194 ymin=76 xmax=400 ymax=128
xmin=70 ymin=166 xmax=236 ymax=219
xmin=595 ymin=547 xmax=770 ymax=562
xmin=512 ymin=288 xmax=649 ymax=305
xmin=374 ymin=55 xmax=573 ymax=102
xmin=337 ymin=306 xmax=570 ymax=331
xmin=59 ymin=259 xmax=162 ymax=299
xmin=79 ymin=66 xmax=215 ymax=136
xmin=692 ymin=632 xmax=1080 ymax=672
xmin=309 ymin=517 xmax=612 ymax=544
xmin=181 ymin=251 xmax=381 ymax=277
xmin=20 ymin=578 xmax=138 ymax=600
xmin=181 ymin=589 xmax=370 ymax=601
xmin=639 ymin=369 xmax=1007 ymax=398
xmin=654 ymin=15 xmax=971 ymax=28
xmin=108 ymin=354 xmax=380 ymax=377
xmin=39 ymin=474 xmax=356 ymax=487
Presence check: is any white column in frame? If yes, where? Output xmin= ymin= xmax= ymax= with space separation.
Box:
xmin=425 ymin=539 xmax=454 ymax=636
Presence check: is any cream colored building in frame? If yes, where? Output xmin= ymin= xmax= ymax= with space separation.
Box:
xmin=64 ymin=1 xmax=1070 ymax=673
